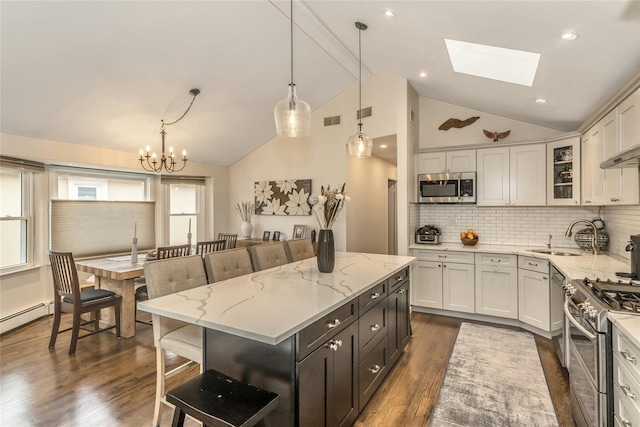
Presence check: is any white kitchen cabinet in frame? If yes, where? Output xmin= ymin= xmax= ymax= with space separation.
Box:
xmin=415 ymin=149 xmax=476 ymax=174
xmin=442 ymin=262 xmax=475 ymax=314
xmin=547 ymin=137 xmax=581 ymax=205
xmin=477 ymin=144 xmax=546 ymax=206
xmin=582 ymin=122 xmax=606 ymax=205
xmin=412 ymin=260 xmax=443 ymax=309
xmin=612 ymin=321 xmax=640 ymax=426
xmin=475 ymin=253 xmax=518 ymax=319
xmin=518 ymin=266 xmax=550 ymax=331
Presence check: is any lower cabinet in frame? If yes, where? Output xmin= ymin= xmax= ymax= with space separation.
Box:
xmin=518 ymin=268 xmax=550 ymax=331
xmin=475 ymin=253 xmax=518 ymax=319
xmin=299 ymin=320 xmax=359 ymax=427
xmin=413 ymin=260 xmax=443 ymax=309
xmin=388 ymin=279 xmax=411 ymax=368
xmin=442 ymin=262 xmax=475 ymax=313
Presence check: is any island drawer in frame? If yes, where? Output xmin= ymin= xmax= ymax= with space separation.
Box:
xmin=387 ymin=267 xmax=409 ymax=291
xmin=414 ymin=250 xmax=474 ymax=264
xmin=358 ymin=299 xmax=387 ymax=361
xmin=518 ymin=256 xmax=549 ymax=274
xmin=359 ymin=280 xmax=387 ymax=314
xmin=298 ymin=301 xmax=358 ymax=361
xmin=358 ymin=338 xmax=388 ymax=412
xmin=475 ymin=253 xmax=517 ymax=267
xmin=613 ymin=356 xmax=640 ymax=420
xmin=613 ymin=324 xmax=640 ymax=383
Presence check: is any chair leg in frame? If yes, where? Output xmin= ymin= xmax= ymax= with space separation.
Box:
xmin=114 ymin=300 xmax=121 ymax=338
xmin=171 ymin=408 xmax=186 ymax=427
xmin=152 ymin=348 xmax=166 ymax=427
xmin=93 ymin=309 xmax=100 ymax=331
xmin=69 ymin=312 xmax=81 ymax=355
xmin=48 ymin=308 xmax=61 ymax=349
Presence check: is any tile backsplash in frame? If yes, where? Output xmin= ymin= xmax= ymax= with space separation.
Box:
xmin=415 ymin=204 xmax=639 ymax=257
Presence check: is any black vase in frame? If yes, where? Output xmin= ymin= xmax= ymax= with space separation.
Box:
xmin=317 ymin=229 xmax=335 ymax=273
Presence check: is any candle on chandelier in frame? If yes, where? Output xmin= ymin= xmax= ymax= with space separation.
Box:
xmin=188 ymin=218 xmax=191 ymax=233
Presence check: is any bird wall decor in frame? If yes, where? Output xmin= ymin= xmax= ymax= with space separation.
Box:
xmin=438 ymin=116 xmax=480 ymax=131
xmin=483 ymin=129 xmax=511 ymax=142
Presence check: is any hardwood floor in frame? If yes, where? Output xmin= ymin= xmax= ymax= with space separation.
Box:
xmin=0 ymin=312 xmax=573 ymax=426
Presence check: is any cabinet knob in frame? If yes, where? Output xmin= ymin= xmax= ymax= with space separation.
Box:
xmin=368 ymin=364 xmax=381 ymax=374
xmin=542 ymin=276 xmax=548 ymax=280
xmin=621 ymin=350 xmax=637 ymax=364
xmin=326 ymin=339 xmax=343 ymax=351
xmin=370 ymin=324 xmax=381 ymax=332
xmin=327 ymin=319 xmax=341 ymax=329
xmin=370 ymin=292 xmax=381 ymax=300
xmin=574 ymin=201 xmax=578 ymax=204
xmin=397 ymin=289 xmax=406 ymax=294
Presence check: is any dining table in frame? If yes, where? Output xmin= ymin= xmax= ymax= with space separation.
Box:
xmin=75 ymin=255 xmax=146 ymax=338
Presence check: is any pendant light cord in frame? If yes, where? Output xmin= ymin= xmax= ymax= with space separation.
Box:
xmin=358 ymin=25 xmax=362 ymax=129
xmin=163 ymin=89 xmax=200 ymax=127
xmin=290 ymin=0 xmax=294 ymax=86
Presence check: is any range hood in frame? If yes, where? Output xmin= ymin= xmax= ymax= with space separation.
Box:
xmin=600 ymin=144 xmax=640 ymax=169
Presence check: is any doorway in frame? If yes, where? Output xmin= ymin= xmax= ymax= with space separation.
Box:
xmin=388 ymin=179 xmax=397 ymax=255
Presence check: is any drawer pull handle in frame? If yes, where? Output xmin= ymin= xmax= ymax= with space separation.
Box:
xmin=370 ymin=324 xmax=381 ymax=332
xmin=491 ymin=259 xmax=501 ymax=263
xmin=368 ymin=364 xmax=381 ymax=374
xmin=326 ymin=339 xmax=343 ymax=352
xmin=528 ymin=262 xmax=538 ymax=267
xmin=327 ymin=319 xmax=341 ymax=329
xmin=396 ymin=276 xmax=403 ymax=281
xmin=397 ymin=289 xmax=406 ymax=294
xmin=621 ymin=419 xmax=632 ymax=427
xmin=438 ymin=255 xmax=447 ymax=258
xmin=542 ymin=276 xmax=548 ymax=280
xmin=621 ymin=385 xmax=637 ymax=400
xmin=370 ymin=292 xmax=381 ymax=300
xmin=621 ymin=350 xmax=637 ymax=364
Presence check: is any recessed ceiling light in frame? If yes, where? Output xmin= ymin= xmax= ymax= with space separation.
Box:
xmin=380 ymin=144 xmax=388 ymax=148
xmin=560 ymin=31 xmax=579 ymax=41
xmin=445 ymin=39 xmax=540 ymax=87
xmin=384 ymin=9 xmax=396 ymax=18
xmin=419 ymin=72 xmax=428 ymax=78
xmin=536 ymin=98 xmax=547 ymax=103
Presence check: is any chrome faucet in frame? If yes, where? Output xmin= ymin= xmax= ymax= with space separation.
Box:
xmin=565 ymin=219 xmax=600 ymax=255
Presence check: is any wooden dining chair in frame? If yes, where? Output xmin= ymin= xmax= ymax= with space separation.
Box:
xmin=204 ymin=247 xmax=254 ymax=283
xmin=195 ymin=239 xmax=226 ymax=258
xmin=284 ymin=238 xmax=315 ymax=262
xmin=156 ymin=244 xmax=191 ymax=259
xmin=48 ymin=251 xmax=122 ymax=355
xmin=249 ymin=242 xmax=289 ymax=271
xmin=217 ymin=233 xmax=238 ymax=249
xmin=143 ymin=255 xmax=208 ymax=427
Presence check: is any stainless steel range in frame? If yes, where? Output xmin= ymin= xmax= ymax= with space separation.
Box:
xmin=564 ymin=276 xmax=640 ymax=427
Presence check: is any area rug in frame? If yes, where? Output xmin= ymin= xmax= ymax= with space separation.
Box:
xmin=431 ymin=323 xmax=558 ymax=427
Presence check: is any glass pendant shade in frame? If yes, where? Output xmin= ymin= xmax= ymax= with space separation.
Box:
xmin=274 ymin=84 xmax=311 ymax=137
xmin=347 ymin=130 xmax=373 ymax=158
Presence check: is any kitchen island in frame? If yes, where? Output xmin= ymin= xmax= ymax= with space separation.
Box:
xmin=138 ymin=251 xmax=415 ymax=426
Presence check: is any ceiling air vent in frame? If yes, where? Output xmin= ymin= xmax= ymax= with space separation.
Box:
xmin=357 ymin=107 xmax=372 ymax=120
xmin=324 ymin=115 xmax=341 ymax=127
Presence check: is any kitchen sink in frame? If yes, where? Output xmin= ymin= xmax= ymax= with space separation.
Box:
xmin=527 ymin=249 xmax=583 ymax=256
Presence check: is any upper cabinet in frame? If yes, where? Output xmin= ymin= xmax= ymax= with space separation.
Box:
xmin=477 ymin=144 xmax=546 ymax=206
xmin=582 ymin=88 xmax=639 ymax=206
xmin=415 ymin=149 xmax=476 ymax=174
xmin=547 ymin=137 xmax=581 ymax=206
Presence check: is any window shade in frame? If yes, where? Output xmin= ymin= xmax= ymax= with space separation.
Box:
xmin=160 ymin=176 xmax=206 ymax=185
xmin=0 ymin=156 xmax=45 ymax=173
xmin=50 ymin=200 xmax=155 ymax=258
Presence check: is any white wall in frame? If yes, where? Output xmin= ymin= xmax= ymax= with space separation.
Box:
xmin=0 ymin=133 xmax=229 ymax=332
xmin=419 ymin=98 xmax=565 ymax=149
xmin=229 ymin=74 xmax=410 ymax=250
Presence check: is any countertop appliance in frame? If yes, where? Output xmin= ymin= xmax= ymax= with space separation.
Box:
xmin=563 ymin=276 xmax=640 ymax=427
xmin=415 ymin=225 xmax=441 ymax=245
xmin=417 ymin=172 xmax=476 ymax=204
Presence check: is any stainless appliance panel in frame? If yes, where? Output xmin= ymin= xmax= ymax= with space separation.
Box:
xmin=569 ymin=340 xmax=599 ymax=427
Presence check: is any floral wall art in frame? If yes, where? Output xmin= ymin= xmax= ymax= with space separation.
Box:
xmin=254 ymin=179 xmax=311 ymax=216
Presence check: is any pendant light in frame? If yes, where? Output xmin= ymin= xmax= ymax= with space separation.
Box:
xmin=347 ymin=22 xmax=372 ymax=158
xmin=274 ymin=0 xmax=311 ymax=137
xmin=139 ymin=88 xmax=200 ymax=173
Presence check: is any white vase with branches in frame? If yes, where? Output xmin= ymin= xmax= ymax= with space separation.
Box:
xmin=235 ymin=201 xmax=254 ymax=238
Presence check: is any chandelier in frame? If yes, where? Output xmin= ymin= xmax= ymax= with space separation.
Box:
xmin=139 ymin=88 xmax=200 ymax=173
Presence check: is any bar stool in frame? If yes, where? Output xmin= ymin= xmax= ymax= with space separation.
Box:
xmin=166 ymin=369 xmax=279 ymax=427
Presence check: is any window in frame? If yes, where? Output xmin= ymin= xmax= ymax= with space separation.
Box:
xmin=0 ymin=169 xmax=33 ymax=270
xmin=165 ymin=181 xmax=205 ymax=245
xmin=55 ymin=168 xmax=148 ymax=201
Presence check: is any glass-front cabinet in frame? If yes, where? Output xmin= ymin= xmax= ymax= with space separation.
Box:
xmin=547 ymin=136 xmax=581 ymax=205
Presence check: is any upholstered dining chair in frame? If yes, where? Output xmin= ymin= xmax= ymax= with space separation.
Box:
xmin=143 ymin=254 xmax=208 ymax=427
xmin=195 ymin=239 xmax=226 ymax=258
xmin=156 ymin=244 xmax=191 ymax=259
xmin=203 ymin=247 xmax=254 ymax=283
xmin=48 ymin=251 xmax=122 ymax=355
xmin=217 ymin=233 xmax=238 ymax=249
xmin=284 ymin=238 xmax=315 ymax=262
xmin=249 ymin=241 xmax=289 ymax=271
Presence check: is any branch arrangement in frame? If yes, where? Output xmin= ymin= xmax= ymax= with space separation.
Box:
xmin=235 ymin=201 xmax=254 ymax=222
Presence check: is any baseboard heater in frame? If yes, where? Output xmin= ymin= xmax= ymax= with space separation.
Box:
xmin=0 ymin=302 xmax=51 ymax=335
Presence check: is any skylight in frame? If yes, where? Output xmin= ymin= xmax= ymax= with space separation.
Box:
xmin=445 ymin=39 xmax=541 ymax=87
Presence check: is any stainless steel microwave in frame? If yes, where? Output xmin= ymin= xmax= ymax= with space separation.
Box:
xmin=417 ymin=172 xmax=476 ymax=204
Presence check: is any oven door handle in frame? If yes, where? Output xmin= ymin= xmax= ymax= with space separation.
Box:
xmin=564 ymin=300 xmax=596 ymax=340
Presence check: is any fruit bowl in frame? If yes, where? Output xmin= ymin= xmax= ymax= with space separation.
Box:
xmin=461 ymin=236 xmax=479 ymax=246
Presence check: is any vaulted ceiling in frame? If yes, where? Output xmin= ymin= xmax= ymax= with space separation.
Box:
xmin=2 ymin=1 xmax=639 ymax=166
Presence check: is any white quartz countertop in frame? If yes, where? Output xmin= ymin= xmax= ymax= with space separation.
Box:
xmin=609 ymin=312 xmax=640 ymax=349
xmin=138 ymin=252 xmax=415 ymax=345
xmin=410 ymin=242 xmax=633 ymax=283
